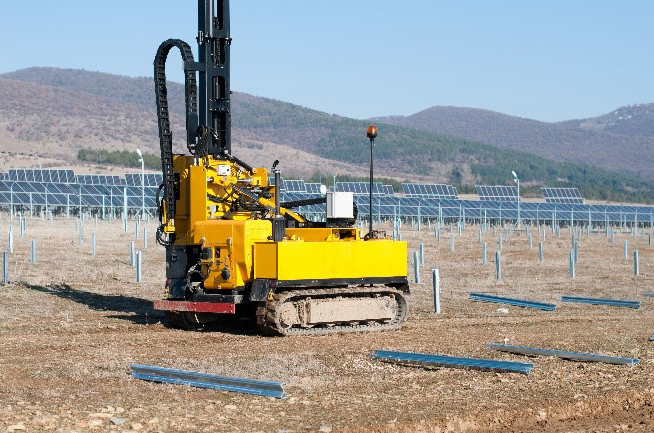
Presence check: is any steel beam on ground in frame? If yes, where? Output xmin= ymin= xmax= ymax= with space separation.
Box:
xmin=371 ymin=350 xmax=533 ymax=375
xmin=469 ymin=293 xmax=556 ymax=311
xmin=486 ymin=343 xmax=639 ymax=366
xmin=561 ymin=296 xmax=641 ymax=309
xmin=130 ymin=364 xmax=285 ymax=398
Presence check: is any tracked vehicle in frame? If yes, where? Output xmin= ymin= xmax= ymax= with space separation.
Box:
xmin=153 ymin=0 xmax=409 ymax=335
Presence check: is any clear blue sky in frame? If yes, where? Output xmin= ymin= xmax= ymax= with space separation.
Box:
xmin=1 ymin=1 xmax=653 ymax=122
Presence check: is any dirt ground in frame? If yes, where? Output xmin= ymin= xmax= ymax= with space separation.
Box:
xmin=1 ymin=215 xmax=653 ymax=433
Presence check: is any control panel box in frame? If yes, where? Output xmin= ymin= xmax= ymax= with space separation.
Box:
xmin=326 ymin=192 xmax=354 ymax=219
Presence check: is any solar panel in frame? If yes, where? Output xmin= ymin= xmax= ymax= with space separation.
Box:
xmin=282 ymin=180 xmax=307 ymax=193
xmin=126 ymin=173 xmax=163 ymax=187
xmin=541 ymin=187 xmax=584 ymax=204
xmin=402 ymin=183 xmax=458 ymax=198
xmin=335 ymin=182 xmax=385 ymax=195
xmin=305 ymin=183 xmax=323 ymax=194
xmin=475 ymin=185 xmax=519 ymax=202
xmin=383 ymin=185 xmax=395 ymax=196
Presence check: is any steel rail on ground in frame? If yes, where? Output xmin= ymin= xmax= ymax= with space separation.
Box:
xmin=469 ymin=293 xmax=556 ymax=311
xmin=371 ymin=350 xmax=533 ymax=375
xmin=561 ymin=296 xmax=641 ymax=309
xmin=130 ymin=364 xmax=286 ymax=398
xmin=486 ymin=343 xmax=639 ymax=365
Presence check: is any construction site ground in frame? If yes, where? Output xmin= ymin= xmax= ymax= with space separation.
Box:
xmin=1 ymin=217 xmax=653 ymax=433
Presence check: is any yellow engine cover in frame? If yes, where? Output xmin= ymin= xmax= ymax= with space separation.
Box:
xmin=254 ymin=238 xmax=407 ymax=281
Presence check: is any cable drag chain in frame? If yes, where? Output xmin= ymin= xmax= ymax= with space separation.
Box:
xmin=130 ymin=364 xmax=286 ymax=398
xmin=487 ymin=343 xmax=639 ymax=365
xmin=561 ymin=296 xmax=641 ymax=309
xmin=469 ymin=293 xmax=556 ymax=311
xmin=371 ymin=350 xmax=533 ymax=375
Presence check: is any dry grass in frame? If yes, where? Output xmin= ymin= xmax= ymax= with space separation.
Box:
xmin=1 ymin=215 xmax=653 ymax=433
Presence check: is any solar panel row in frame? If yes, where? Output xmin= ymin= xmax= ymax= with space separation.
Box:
xmin=476 ymin=185 xmax=519 ymax=202
xmin=352 ymin=196 xmax=654 ymax=223
xmin=1 ymin=180 xmax=652 ymax=223
xmin=541 ymin=187 xmax=584 ymax=204
xmin=76 ymin=175 xmax=125 ymax=186
xmin=335 ymin=182 xmax=386 ymax=195
xmin=8 ymin=169 xmax=75 ymax=184
xmin=402 ymin=183 xmax=458 ymax=198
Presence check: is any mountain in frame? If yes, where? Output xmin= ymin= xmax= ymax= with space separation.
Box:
xmin=560 ymin=104 xmax=654 ymax=137
xmin=1 ymin=67 xmax=653 ymax=203
xmin=372 ymin=104 xmax=654 ymax=180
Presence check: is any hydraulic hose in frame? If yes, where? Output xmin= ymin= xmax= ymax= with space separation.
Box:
xmin=154 ymin=39 xmax=198 ymax=221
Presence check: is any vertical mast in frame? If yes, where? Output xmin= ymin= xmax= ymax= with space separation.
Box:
xmin=198 ymin=0 xmax=231 ymax=154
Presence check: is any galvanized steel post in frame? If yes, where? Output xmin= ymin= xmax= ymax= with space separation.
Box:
xmin=570 ymin=250 xmax=575 ymax=278
xmin=8 ymin=226 xmax=13 ymax=254
xmin=130 ymin=241 xmax=135 ymax=267
xmin=420 ymin=241 xmax=424 ymax=265
xmin=2 ymin=251 xmax=8 ymax=285
xmin=624 ymin=240 xmax=628 ymax=260
xmin=92 ymin=232 xmax=97 ymax=256
xmin=30 ymin=239 xmax=36 ymax=264
xmin=432 ymin=269 xmax=440 ymax=314
xmin=136 ymin=251 xmax=142 ymax=283
xmin=450 ymin=234 xmax=454 ymax=252
xmin=539 ymin=241 xmax=543 ymax=262
xmin=634 ymin=250 xmax=639 ymax=276
xmin=414 ymin=250 xmax=420 ymax=284
xmin=482 ymin=242 xmax=487 ymax=267
xmin=495 ymin=250 xmax=501 ymax=280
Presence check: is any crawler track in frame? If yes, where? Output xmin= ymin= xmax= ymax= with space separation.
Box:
xmin=256 ymin=286 xmax=408 ymax=336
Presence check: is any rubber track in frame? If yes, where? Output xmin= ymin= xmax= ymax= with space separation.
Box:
xmin=256 ymin=287 xmax=408 ymax=336
xmin=154 ymin=39 xmax=198 ymax=220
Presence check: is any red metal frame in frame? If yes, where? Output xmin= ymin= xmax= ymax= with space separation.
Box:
xmin=153 ymin=300 xmax=236 ymax=314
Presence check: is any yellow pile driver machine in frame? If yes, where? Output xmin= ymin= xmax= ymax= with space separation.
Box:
xmin=153 ymin=0 xmax=409 ymax=335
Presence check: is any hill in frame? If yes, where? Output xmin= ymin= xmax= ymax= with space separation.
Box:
xmin=372 ymin=104 xmax=654 ymax=180
xmin=1 ymin=67 xmax=653 ymax=203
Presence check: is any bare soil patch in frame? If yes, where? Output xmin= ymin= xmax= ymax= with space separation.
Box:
xmin=1 ymin=217 xmax=653 ymax=432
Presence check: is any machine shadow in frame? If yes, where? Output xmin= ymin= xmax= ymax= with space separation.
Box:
xmin=22 ymin=282 xmax=160 ymax=325
xmin=20 ymin=282 xmax=260 ymax=335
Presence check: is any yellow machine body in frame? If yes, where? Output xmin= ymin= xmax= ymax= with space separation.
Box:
xmin=166 ymin=155 xmax=407 ymax=293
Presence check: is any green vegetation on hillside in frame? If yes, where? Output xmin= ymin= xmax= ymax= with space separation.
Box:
xmin=234 ymin=95 xmax=654 ymax=203
xmin=77 ymin=148 xmax=160 ymax=170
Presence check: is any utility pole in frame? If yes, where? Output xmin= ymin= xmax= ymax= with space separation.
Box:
xmin=366 ymin=125 xmax=378 ymax=238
